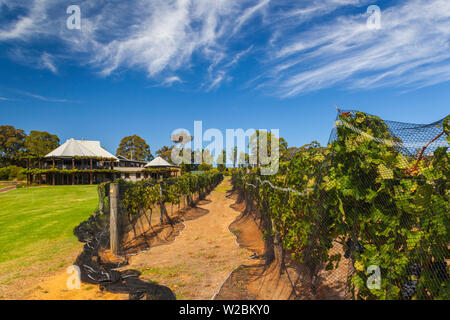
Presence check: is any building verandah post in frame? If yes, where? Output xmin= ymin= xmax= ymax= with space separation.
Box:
xmin=90 ymin=159 xmax=93 ymax=184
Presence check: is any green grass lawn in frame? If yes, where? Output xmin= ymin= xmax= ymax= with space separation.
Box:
xmin=0 ymin=185 xmax=98 ymax=295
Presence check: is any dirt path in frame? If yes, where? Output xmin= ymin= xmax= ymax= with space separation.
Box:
xmin=125 ymin=179 xmax=254 ymax=299
xmin=214 ymin=192 xmax=297 ymax=300
xmin=21 ymin=178 xmax=254 ymax=300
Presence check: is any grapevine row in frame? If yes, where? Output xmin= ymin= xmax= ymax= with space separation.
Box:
xmin=232 ymin=112 xmax=449 ymax=300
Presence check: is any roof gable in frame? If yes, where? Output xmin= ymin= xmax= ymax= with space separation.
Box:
xmin=145 ymin=156 xmax=173 ymax=167
xmin=45 ymin=138 xmax=117 ymax=159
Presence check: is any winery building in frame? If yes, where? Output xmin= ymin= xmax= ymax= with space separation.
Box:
xmin=25 ymin=138 xmax=180 ymax=185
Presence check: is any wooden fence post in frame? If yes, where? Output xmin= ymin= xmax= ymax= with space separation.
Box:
xmin=110 ymin=183 xmax=120 ymax=255
xmin=159 ymin=182 xmax=171 ymax=224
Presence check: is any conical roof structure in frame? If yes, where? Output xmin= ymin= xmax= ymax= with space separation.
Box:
xmin=144 ymin=156 xmax=174 ymax=167
xmin=45 ymin=138 xmax=117 ymax=159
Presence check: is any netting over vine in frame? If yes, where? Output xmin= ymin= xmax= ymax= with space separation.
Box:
xmin=329 ymin=109 xmax=448 ymax=157
xmin=232 ymin=110 xmax=449 ymax=300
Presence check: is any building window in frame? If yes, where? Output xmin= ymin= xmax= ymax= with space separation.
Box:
xmin=125 ymin=173 xmax=130 ymax=179
xmin=136 ymin=173 xmax=141 ymax=179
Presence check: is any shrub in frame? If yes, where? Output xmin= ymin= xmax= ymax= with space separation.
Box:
xmin=199 ymin=162 xmax=212 ymax=171
xmin=16 ymin=182 xmax=37 ymax=189
xmin=0 ymin=167 xmax=10 ymax=180
xmin=8 ymin=166 xmax=26 ymax=181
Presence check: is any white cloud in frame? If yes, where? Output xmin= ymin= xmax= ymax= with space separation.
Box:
xmin=86 ymin=0 xmax=266 ymax=82
xmin=162 ymin=76 xmax=183 ymax=86
xmin=0 ymin=0 xmax=266 ymax=87
xmin=206 ymin=71 xmax=226 ymax=91
xmin=0 ymin=0 xmax=53 ymax=41
xmin=264 ymin=0 xmax=450 ymax=96
xmin=0 ymin=0 xmax=450 ymax=96
xmin=40 ymin=52 xmax=58 ymax=74
xmin=6 ymin=48 xmax=59 ymax=74
xmin=11 ymin=89 xmax=74 ymax=103
xmin=232 ymin=0 xmax=270 ymax=35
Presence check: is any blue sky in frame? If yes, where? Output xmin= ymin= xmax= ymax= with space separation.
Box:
xmin=0 ymin=0 xmax=449 ymax=156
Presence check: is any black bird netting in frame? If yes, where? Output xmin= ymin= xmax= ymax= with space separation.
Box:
xmin=231 ymin=110 xmax=449 ymax=300
xmin=73 ymin=211 xmax=176 ymax=300
xmin=328 ymin=109 xmax=448 ymax=157
xmin=72 ymin=173 xmax=223 ymax=300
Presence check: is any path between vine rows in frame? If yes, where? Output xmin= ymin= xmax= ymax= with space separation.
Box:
xmin=23 ymin=178 xmax=258 ymax=300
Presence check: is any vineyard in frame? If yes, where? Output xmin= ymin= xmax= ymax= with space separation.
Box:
xmin=67 ymin=110 xmax=449 ymax=300
xmin=231 ymin=111 xmax=449 ymax=300
xmin=73 ymin=172 xmax=223 ymax=299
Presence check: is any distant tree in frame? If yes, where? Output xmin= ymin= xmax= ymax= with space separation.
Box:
xmin=279 ymin=137 xmax=289 ymax=161
xmin=170 ymin=130 xmax=194 ymax=166
xmin=192 ymin=148 xmax=202 ymax=164
xmin=238 ymin=151 xmax=249 ymax=168
xmin=24 ymin=131 xmax=60 ymax=158
xmin=199 ymin=162 xmax=212 ymax=171
xmin=190 ymin=148 xmax=213 ymax=165
xmin=178 ymin=148 xmax=199 ymax=173
xmin=156 ymin=145 xmax=174 ymax=163
xmin=116 ymin=134 xmax=153 ymax=161
xmin=216 ymin=149 xmax=227 ymax=171
xmin=229 ymin=146 xmax=238 ymax=168
xmin=202 ymin=148 xmax=214 ymax=165
xmin=0 ymin=125 xmax=26 ymax=166
xmin=248 ymin=130 xmax=288 ymax=167
xmin=285 ymin=146 xmax=301 ymax=161
xmin=171 ymin=130 xmax=193 ymax=149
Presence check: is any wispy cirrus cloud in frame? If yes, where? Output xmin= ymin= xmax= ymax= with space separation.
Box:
xmin=231 ymin=0 xmax=270 ymax=35
xmin=262 ymin=0 xmax=450 ymax=96
xmin=161 ymin=76 xmax=183 ymax=87
xmin=0 ymin=0 xmax=50 ymax=41
xmin=40 ymin=52 xmax=58 ymax=74
xmin=0 ymin=0 xmax=267 ymax=89
xmin=0 ymin=0 xmax=449 ymax=96
xmin=5 ymin=88 xmax=77 ymax=103
xmin=20 ymin=91 xmax=70 ymax=103
xmin=6 ymin=48 xmax=59 ymax=74
xmin=205 ymin=45 xmax=254 ymax=91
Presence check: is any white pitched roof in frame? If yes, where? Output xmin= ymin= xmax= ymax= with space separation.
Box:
xmin=45 ymin=138 xmax=118 ymax=159
xmin=145 ymin=156 xmax=174 ymax=167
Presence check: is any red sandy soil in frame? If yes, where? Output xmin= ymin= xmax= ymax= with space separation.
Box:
xmin=124 ymin=180 xmax=255 ymax=300
xmin=214 ymin=192 xmax=296 ymax=300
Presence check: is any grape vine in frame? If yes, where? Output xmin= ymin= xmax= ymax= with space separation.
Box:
xmin=232 ymin=112 xmax=449 ymax=300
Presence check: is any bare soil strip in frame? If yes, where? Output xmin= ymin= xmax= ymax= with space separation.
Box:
xmin=214 ymin=191 xmax=297 ymax=300
xmin=215 ymin=190 xmax=351 ymax=300
xmin=0 ymin=186 xmax=15 ymax=193
xmin=22 ymin=179 xmax=254 ymax=300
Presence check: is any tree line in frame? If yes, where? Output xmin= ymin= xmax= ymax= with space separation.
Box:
xmin=0 ymin=125 xmax=154 ymax=165
xmin=0 ymin=125 xmax=155 ymax=180
xmin=1 ymin=124 xmax=300 ymax=180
